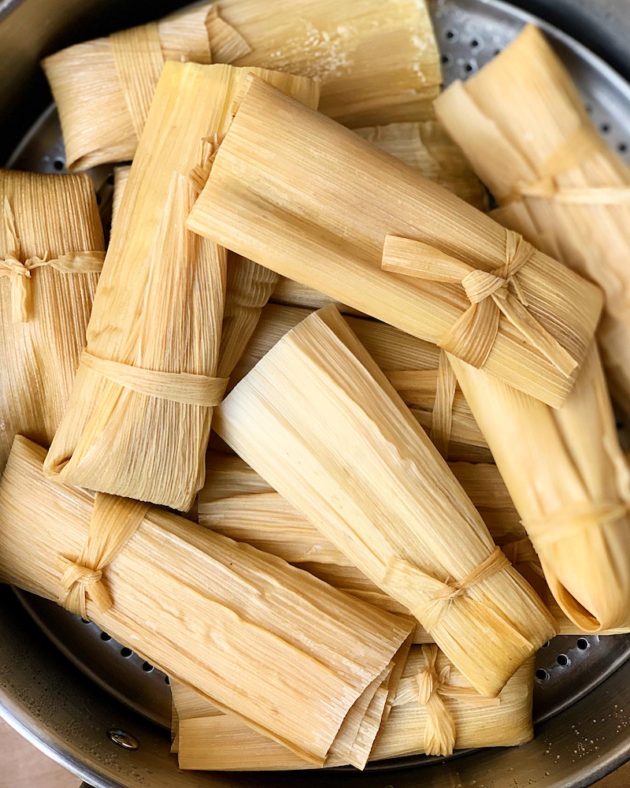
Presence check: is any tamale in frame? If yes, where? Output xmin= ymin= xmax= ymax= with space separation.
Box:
xmin=44 ymin=62 xmax=319 ymax=511
xmin=174 ymin=647 xmax=534 ymax=768
xmin=44 ymin=0 xmax=439 ymax=171
xmin=213 ymin=305 xmax=556 ymax=696
xmin=435 ymin=24 xmax=630 ymax=405
xmin=230 ymin=303 xmax=489 ymax=461
xmin=0 ymin=170 xmax=104 ymax=474
xmin=42 ymin=4 xmax=250 ymax=170
xmin=188 ymin=77 xmax=603 ymax=407
xmin=0 ymin=436 xmax=412 ymax=766
xmin=449 ymin=344 xmax=630 ymax=632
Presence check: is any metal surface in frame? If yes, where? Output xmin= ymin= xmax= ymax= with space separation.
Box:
xmin=1 ymin=0 xmax=630 ymax=786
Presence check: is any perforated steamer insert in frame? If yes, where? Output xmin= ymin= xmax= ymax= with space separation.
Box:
xmin=3 ymin=0 xmax=630 ymax=786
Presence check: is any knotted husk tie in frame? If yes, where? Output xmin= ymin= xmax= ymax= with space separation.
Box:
xmin=392 ymin=644 xmax=500 ymax=756
xmin=0 ymin=198 xmax=104 ymax=322
xmin=382 ymin=230 xmax=578 ymax=377
xmin=525 ymin=501 xmax=629 ymax=550
xmin=385 ymin=546 xmax=511 ymax=633
xmin=506 ymin=125 xmax=630 ymax=206
xmin=58 ymin=493 xmax=150 ymax=620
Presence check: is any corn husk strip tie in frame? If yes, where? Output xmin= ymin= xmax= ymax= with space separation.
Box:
xmin=80 ymin=352 xmax=228 ymax=408
xmin=393 ymin=645 xmax=500 ymax=756
xmin=385 ymin=546 xmax=510 ymax=633
xmin=0 ymin=198 xmax=104 ymax=322
xmin=382 ymin=229 xmax=577 ymax=377
xmin=525 ymin=502 xmax=629 ymax=550
xmin=58 ymin=494 xmax=150 ymax=620
xmin=110 ymin=23 xmax=165 ymax=140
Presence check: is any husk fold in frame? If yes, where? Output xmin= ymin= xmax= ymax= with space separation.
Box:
xmin=188 ymin=76 xmax=603 ymax=408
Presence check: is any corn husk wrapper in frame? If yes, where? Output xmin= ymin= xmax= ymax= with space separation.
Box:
xmin=0 ymin=170 xmax=104 ymax=474
xmin=43 ymin=63 xmax=319 ymax=511
xmin=449 ymin=343 xmax=630 ymax=632
xmin=111 ymin=165 xmax=130 ymax=228
xmin=189 ymin=77 xmax=603 ymax=408
xmin=229 ymin=303 xmax=489 ymax=461
xmin=434 ymin=24 xmax=630 ymax=405
xmin=41 ymin=4 xmax=251 ymax=170
xmin=213 ymin=305 xmax=556 ymax=696
xmin=172 ymin=646 xmax=534 ymax=769
xmin=0 ymin=436 xmax=412 ymax=766
xmin=44 ymin=0 xmax=439 ymax=171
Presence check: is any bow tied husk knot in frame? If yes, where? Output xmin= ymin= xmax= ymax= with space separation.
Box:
xmin=381 ymin=229 xmax=578 ymax=377
xmin=393 ymin=645 xmax=500 ymax=756
xmin=1 ymin=197 xmax=104 ymax=322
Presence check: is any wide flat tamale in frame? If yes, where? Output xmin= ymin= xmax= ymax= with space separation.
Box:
xmin=0 ymin=436 xmax=412 ymax=766
xmin=42 ymin=4 xmax=249 ymax=170
xmin=0 ymin=170 xmax=104 ymax=474
xmin=188 ymin=76 xmax=603 ymax=407
xmin=434 ymin=24 xmax=630 ymax=405
xmin=44 ymin=0 xmax=439 ymax=171
xmin=174 ymin=647 xmax=535 ymax=767
xmin=44 ymin=63 xmax=319 ymax=511
xmin=213 ymin=305 xmax=556 ymax=696
xmin=230 ymin=303 xmax=489 ymax=461
xmin=449 ymin=344 xmax=630 ymax=632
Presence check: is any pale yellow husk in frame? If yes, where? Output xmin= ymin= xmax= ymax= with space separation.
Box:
xmin=213 ymin=305 xmax=556 ymax=697
xmin=41 ymin=4 xmax=249 ymax=170
xmin=188 ymin=76 xmax=603 ymax=408
xmin=43 ymin=63 xmax=318 ymax=511
xmin=0 ymin=170 xmax=104 ymax=474
xmin=0 ymin=436 xmax=412 ymax=766
xmin=435 ymin=24 xmax=630 ymax=406
xmin=111 ymin=165 xmax=130 ymax=228
xmin=229 ymin=302 xmax=490 ymax=461
xmin=43 ymin=0 xmax=439 ymax=171
xmin=173 ymin=647 xmax=534 ymax=769
xmin=449 ymin=343 xmax=630 ymax=632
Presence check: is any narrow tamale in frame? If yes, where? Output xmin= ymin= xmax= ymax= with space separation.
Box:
xmin=188 ymin=76 xmax=603 ymax=407
xmin=213 ymin=305 xmax=556 ymax=697
xmin=42 ymin=4 xmax=250 ymax=170
xmin=0 ymin=170 xmax=104 ymax=474
xmin=434 ymin=24 xmax=630 ymax=405
xmin=44 ymin=0 xmax=440 ymax=171
xmin=449 ymin=344 xmax=630 ymax=632
xmin=230 ymin=303 xmax=489 ymax=461
xmin=44 ymin=63 xmax=319 ymax=511
xmin=174 ymin=647 xmax=535 ymax=768
xmin=0 ymin=436 xmax=412 ymax=766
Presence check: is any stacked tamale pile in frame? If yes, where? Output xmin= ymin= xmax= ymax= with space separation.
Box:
xmin=1 ymin=0 xmax=629 ymax=775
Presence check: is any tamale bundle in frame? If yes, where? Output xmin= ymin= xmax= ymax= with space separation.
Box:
xmin=188 ymin=76 xmax=604 ymax=407
xmin=173 ymin=647 xmax=535 ymax=768
xmin=42 ymin=4 xmax=249 ymax=170
xmin=0 ymin=170 xmax=104 ymax=474
xmin=230 ymin=303 xmax=489 ymax=461
xmin=213 ymin=305 xmax=556 ymax=696
xmin=44 ymin=0 xmax=440 ymax=171
xmin=449 ymin=344 xmax=630 ymax=632
xmin=434 ymin=24 xmax=630 ymax=405
xmin=0 ymin=436 xmax=413 ymax=766
xmin=44 ymin=62 xmax=319 ymax=511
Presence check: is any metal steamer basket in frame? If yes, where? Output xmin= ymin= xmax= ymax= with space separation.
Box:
xmin=1 ymin=0 xmax=630 ymax=786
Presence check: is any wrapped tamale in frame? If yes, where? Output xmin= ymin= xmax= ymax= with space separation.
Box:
xmin=230 ymin=303 xmax=489 ymax=461
xmin=212 ymin=304 xmax=556 ymax=696
xmin=174 ymin=647 xmax=535 ymax=768
xmin=188 ymin=76 xmax=603 ymax=407
xmin=434 ymin=24 xmax=630 ymax=405
xmin=0 ymin=170 xmax=104 ymax=474
xmin=44 ymin=0 xmax=440 ymax=171
xmin=449 ymin=344 xmax=630 ymax=632
xmin=44 ymin=62 xmax=319 ymax=511
xmin=42 ymin=4 xmax=249 ymax=170
xmin=0 ymin=436 xmax=413 ymax=766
